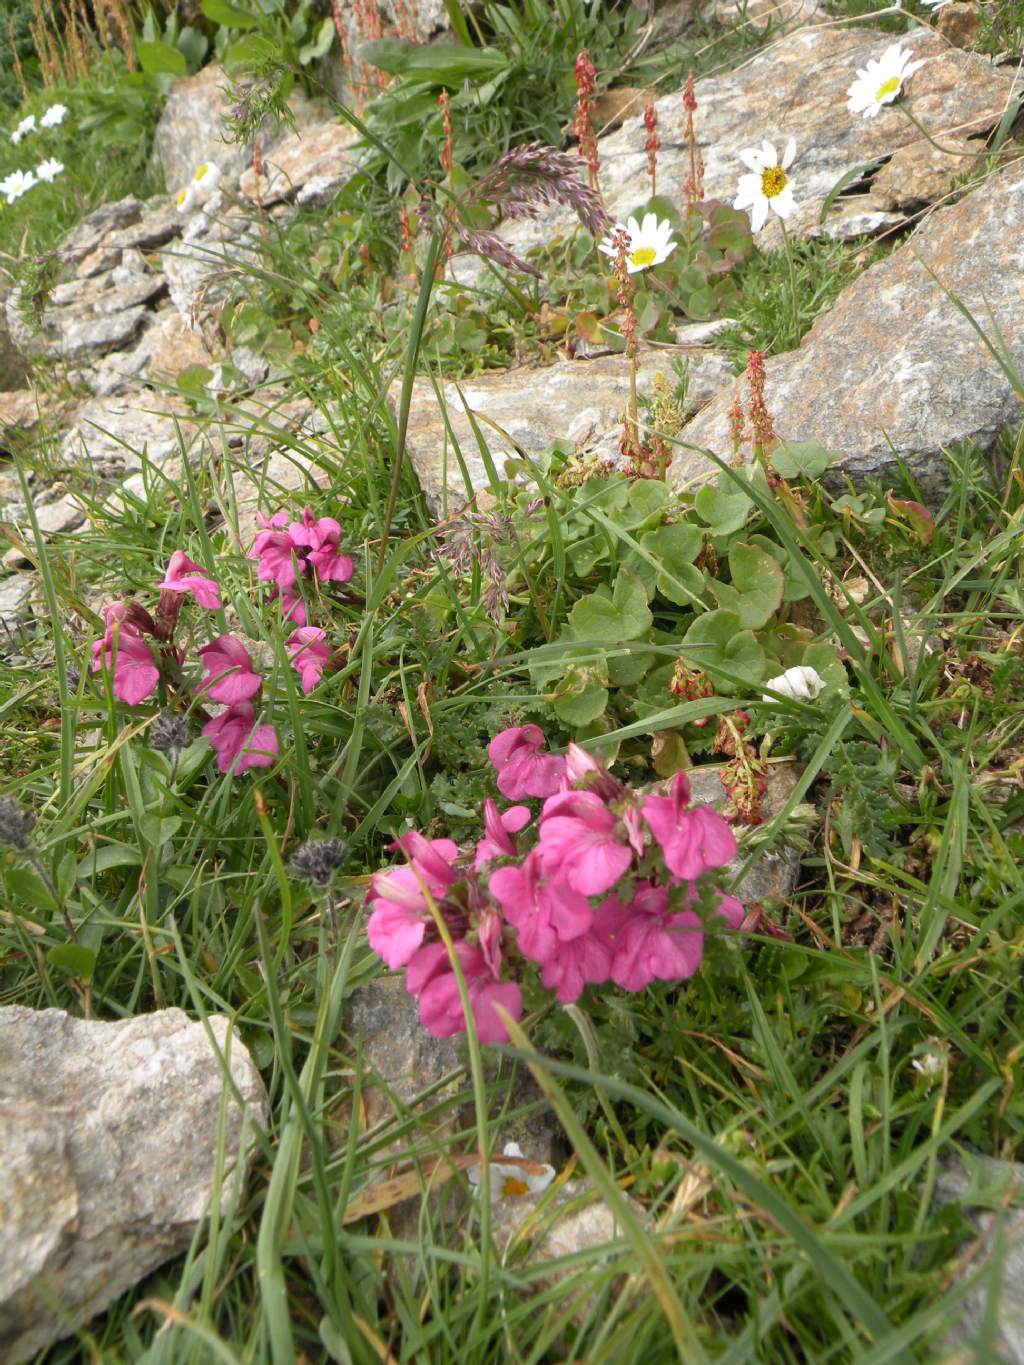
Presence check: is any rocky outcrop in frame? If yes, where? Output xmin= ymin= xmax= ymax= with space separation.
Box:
xmin=402 ymin=346 xmax=734 ymax=512
xmin=452 ymin=25 xmax=1019 ymax=280
xmin=670 ymin=159 xmax=1024 ymax=501
xmin=0 ymin=1007 xmax=268 ymax=1364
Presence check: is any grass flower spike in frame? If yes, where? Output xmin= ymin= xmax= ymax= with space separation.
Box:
xmin=847 ymin=43 xmax=924 ymax=118
xmin=734 ymin=138 xmax=796 ymax=231
xmin=598 ymin=213 xmax=677 ymax=273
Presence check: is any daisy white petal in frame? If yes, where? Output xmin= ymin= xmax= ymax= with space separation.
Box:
xmin=750 ymin=198 xmax=769 ymax=233
xmin=738 ymin=146 xmax=765 ymax=172
xmin=782 ymin=137 xmax=796 ymax=169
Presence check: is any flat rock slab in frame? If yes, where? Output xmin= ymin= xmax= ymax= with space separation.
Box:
xmin=0 ymin=1006 xmax=268 ymax=1364
xmin=689 ymin=759 xmax=803 ymax=905
xmin=403 ymin=347 xmax=733 ymax=513
xmin=934 ymin=1153 xmax=1024 ymax=1359
xmin=671 ymin=159 xmax=1024 ymax=501
xmin=454 ymin=26 xmax=1017 ymax=278
xmin=239 ymin=120 xmax=361 ymax=206
xmin=61 ymin=392 xmax=200 ymax=476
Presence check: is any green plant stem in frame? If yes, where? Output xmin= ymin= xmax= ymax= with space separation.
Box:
xmin=377 ymin=230 xmax=442 ymax=578
xmin=897 ymin=101 xmax=979 ymax=158
xmin=779 ymin=216 xmax=799 ymax=345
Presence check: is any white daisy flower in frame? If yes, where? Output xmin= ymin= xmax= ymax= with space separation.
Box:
xmin=11 ymin=114 xmax=36 ymax=145
xmin=762 ymin=665 xmax=826 ymax=703
xmin=598 ymin=213 xmax=677 ymax=274
xmin=733 ymin=137 xmax=797 ymax=233
xmin=35 ymin=158 xmax=64 ymax=183
xmin=846 ymin=43 xmax=925 ymax=119
xmin=40 ymin=103 xmax=68 ymax=128
xmin=1 ymin=169 xmax=38 ymax=203
xmin=175 ymin=184 xmax=197 ymax=214
xmin=192 ymin=161 xmax=221 ymax=197
xmin=467 ymin=1142 xmax=556 ymax=1202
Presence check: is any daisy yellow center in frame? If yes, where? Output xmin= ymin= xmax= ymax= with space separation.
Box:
xmin=500 ymin=1176 xmax=530 ymax=1197
xmin=176 ymin=189 xmax=189 ymax=205
xmin=760 ymin=166 xmax=787 ymax=199
xmin=195 ymin=163 xmax=210 ymax=181
xmin=629 ymin=245 xmax=658 ymax=268
xmin=875 ymin=75 xmax=900 ymax=102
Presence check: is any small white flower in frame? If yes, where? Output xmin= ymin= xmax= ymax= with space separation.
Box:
xmin=175 ymin=184 xmax=197 ymax=214
xmin=467 ymin=1142 xmax=556 ymax=1202
xmin=11 ymin=114 xmax=36 ymax=145
xmin=0 ymin=169 xmax=38 ymax=203
xmin=35 ymin=158 xmax=64 ymax=183
xmin=846 ymin=43 xmax=925 ymax=119
xmin=40 ymin=103 xmax=68 ymax=128
xmin=734 ymin=137 xmax=797 ymax=233
xmin=598 ymin=212 xmax=677 ymax=274
xmin=192 ymin=161 xmax=221 ymax=197
xmin=762 ymin=665 xmax=826 ymax=704
xmin=912 ymin=1051 xmax=944 ymax=1077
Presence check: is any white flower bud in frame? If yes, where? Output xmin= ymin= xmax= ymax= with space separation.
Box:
xmin=762 ymin=665 xmax=826 ymax=704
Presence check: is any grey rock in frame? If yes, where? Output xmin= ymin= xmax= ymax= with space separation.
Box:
xmin=58 ymin=306 xmax=151 ymax=362
xmin=688 ymin=760 xmax=803 ymax=905
xmin=0 ymin=1006 xmax=268 ymax=1363
xmin=402 ymin=347 xmax=733 ymax=513
xmin=162 ymin=194 xmax=260 ymax=327
xmin=238 ymin=119 xmax=360 ymax=206
xmin=0 ymin=284 xmax=29 ymax=391
xmin=933 ymin=1153 xmax=1024 ymax=1361
xmin=0 ymin=575 xmax=32 ymax=633
xmin=1 ymin=490 xmax=85 ymax=570
xmin=58 ymin=197 xmax=144 ymax=261
xmin=451 ymin=27 xmax=1017 ymax=283
xmin=61 ymin=393 xmax=200 ymax=476
xmin=671 ymin=159 xmax=1024 ymax=503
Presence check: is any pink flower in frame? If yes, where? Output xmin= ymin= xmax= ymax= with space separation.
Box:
xmin=392 ymin=831 xmax=460 ymax=889
xmin=157 ymin=551 xmax=221 ymax=609
xmin=642 ymin=773 xmax=737 ymax=881
xmin=276 ymin=586 xmax=307 ymax=625
xmin=367 ymin=865 xmax=432 ymax=968
xmin=198 ymin=634 xmax=263 ymax=704
xmin=537 ymin=789 xmax=633 ymax=897
xmin=488 ymin=725 xmax=567 ymax=800
xmin=538 ymin=927 xmax=612 ymax=1003
xmin=249 ymin=512 xmax=303 ymax=589
xmin=202 ymin=702 xmax=278 ymax=774
xmin=286 ymin=627 xmax=331 ymax=693
xmin=599 ymin=883 xmax=705 ymax=992
xmin=91 ymin=627 xmax=159 ymax=705
xmin=490 ymin=848 xmax=592 ymax=962
xmin=291 ymin=508 xmax=354 ymax=583
xmin=406 ymin=940 xmax=523 ymax=1044
xmin=474 ymin=799 xmax=531 ymax=869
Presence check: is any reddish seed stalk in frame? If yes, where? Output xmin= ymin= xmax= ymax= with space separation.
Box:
xmin=438 ymin=88 xmax=455 ymax=262
xmin=643 ymin=103 xmax=660 ymax=198
xmin=611 ymin=229 xmax=642 ymax=470
xmin=682 ymin=74 xmax=704 ymax=245
xmin=573 ymin=49 xmax=600 ymax=195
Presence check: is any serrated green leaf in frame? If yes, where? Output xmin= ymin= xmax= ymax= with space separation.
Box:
xmin=694 ymin=481 xmax=752 ymax=536
xmin=772 ymin=440 xmax=841 ymax=481
xmin=551 ymin=667 xmax=608 ymax=726
xmin=680 ymin=609 xmax=765 ymax=695
xmin=570 ymin=570 xmax=652 ymax=643
xmin=639 ymin=523 xmax=704 ymax=607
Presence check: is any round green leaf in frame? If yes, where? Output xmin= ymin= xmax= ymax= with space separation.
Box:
xmin=680 ymin=609 xmax=766 ymax=694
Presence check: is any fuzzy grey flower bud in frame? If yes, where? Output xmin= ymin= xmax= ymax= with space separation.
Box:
xmin=150 ymin=710 xmax=192 ymax=754
xmin=0 ymin=797 xmax=37 ymax=852
xmin=290 ymin=837 xmax=347 ymax=887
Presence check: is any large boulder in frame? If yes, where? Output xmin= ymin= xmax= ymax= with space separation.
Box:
xmin=0 ymin=1007 xmax=268 ymax=1363
xmin=670 ymin=160 xmax=1024 ymax=501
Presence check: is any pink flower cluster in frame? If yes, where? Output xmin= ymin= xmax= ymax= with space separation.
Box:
xmin=366 ymin=726 xmax=743 ymax=1044
xmin=89 ymin=510 xmax=354 ymax=775
xmin=249 ymin=506 xmax=354 ymax=628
